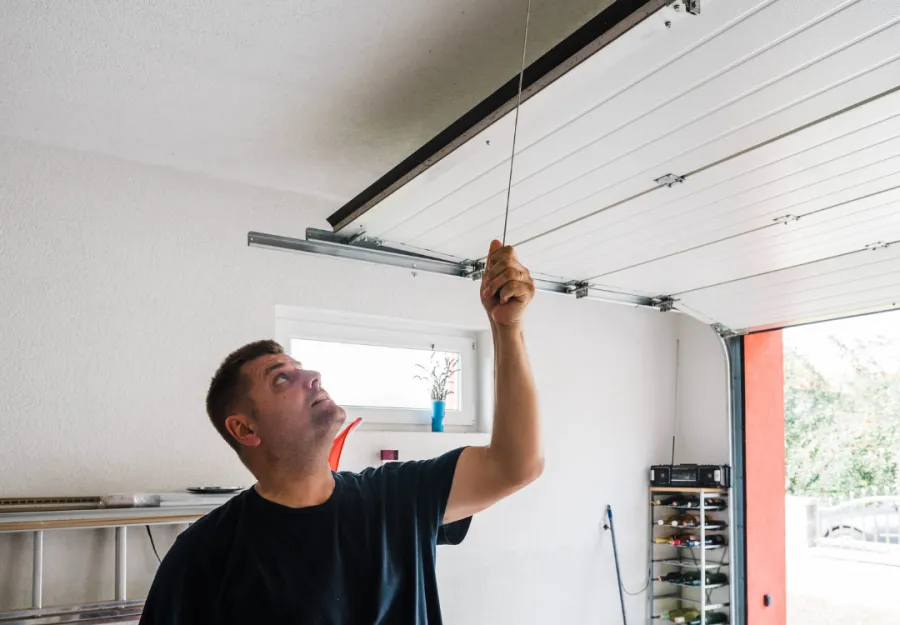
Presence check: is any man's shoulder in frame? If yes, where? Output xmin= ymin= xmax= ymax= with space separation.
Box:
xmin=165 ymin=489 xmax=249 ymax=563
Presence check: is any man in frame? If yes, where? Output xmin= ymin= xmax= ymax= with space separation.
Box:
xmin=140 ymin=240 xmax=542 ymax=624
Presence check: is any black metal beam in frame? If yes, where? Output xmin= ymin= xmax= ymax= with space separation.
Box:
xmin=327 ymin=0 xmax=668 ymax=232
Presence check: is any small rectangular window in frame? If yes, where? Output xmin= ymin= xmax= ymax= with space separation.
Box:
xmin=289 ymin=339 xmax=460 ymax=411
xmin=275 ymin=309 xmax=478 ymax=427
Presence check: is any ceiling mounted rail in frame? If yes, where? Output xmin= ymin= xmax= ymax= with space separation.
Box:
xmin=248 ymin=230 xmax=658 ymax=310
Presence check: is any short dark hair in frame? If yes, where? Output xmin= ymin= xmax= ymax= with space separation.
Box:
xmin=206 ymin=340 xmax=284 ymax=452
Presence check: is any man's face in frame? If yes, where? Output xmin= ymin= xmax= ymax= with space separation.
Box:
xmin=238 ymin=352 xmax=346 ymax=461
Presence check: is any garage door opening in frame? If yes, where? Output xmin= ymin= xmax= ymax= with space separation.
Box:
xmin=783 ymin=310 xmax=900 ymax=624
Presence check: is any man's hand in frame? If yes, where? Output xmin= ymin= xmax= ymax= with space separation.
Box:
xmin=480 ymin=240 xmax=535 ymax=327
xmin=443 ymin=240 xmax=542 ymax=525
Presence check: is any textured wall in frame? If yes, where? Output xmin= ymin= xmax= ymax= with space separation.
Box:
xmin=1 ymin=138 xmax=679 ymax=623
xmin=674 ymin=314 xmax=731 ymax=466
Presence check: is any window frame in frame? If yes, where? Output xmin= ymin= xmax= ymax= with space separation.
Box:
xmin=275 ymin=312 xmax=478 ymax=427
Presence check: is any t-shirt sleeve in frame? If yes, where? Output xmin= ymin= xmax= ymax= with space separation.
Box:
xmin=398 ymin=446 xmax=472 ymax=546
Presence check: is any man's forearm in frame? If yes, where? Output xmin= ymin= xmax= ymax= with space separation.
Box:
xmin=488 ymin=322 xmax=543 ymax=485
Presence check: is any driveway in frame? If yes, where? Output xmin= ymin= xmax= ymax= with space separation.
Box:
xmin=787 ymin=546 xmax=900 ymax=624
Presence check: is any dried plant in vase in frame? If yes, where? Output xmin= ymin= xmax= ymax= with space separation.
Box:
xmin=414 ymin=353 xmax=460 ymax=432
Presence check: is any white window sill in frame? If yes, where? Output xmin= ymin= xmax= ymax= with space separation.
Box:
xmin=337 ymin=430 xmax=490 ymax=472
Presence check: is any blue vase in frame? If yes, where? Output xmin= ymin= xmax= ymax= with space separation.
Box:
xmin=431 ymin=400 xmax=446 ymax=432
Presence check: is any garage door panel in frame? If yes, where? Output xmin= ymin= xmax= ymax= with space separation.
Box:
xmin=718 ymin=284 xmax=900 ymax=331
xmin=520 ymin=114 xmax=900 ymax=274
xmin=373 ymin=1 xmax=900 ymax=250
xmin=493 ymin=2 xmax=900 ymax=227
xmin=677 ymin=244 xmax=900 ymax=329
xmin=499 ymin=76 xmax=900 ymax=266
xmin=683 ymin=261 xmax=900 ymax=331
xmin=594 ymin=199 xmax=900 ymax=294
xmin=424 ymin=52 xmax=900 ymax=262
xmin=698 ymin=264 xmax=900 ymax=319
xmin=529 ymin=178 xmax=900 ymax=281
xmin=679 ymin=238 xmax=900 ymax=300
xmin=522 ymin=147 xmax=900 ymax=281
xmin=531 ymin=176 xmax=900 ymax=281
xmin=541 ymin=159 xmax=900 ymax=279
xmin=584 ymin=180 xmax=900 ymax=280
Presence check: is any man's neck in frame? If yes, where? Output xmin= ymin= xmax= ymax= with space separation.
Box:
xmin=254 ymin=463 xmax=336 ymax=509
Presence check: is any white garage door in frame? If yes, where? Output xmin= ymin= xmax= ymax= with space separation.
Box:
xmin=322 ymin=0 xmax=900 ymax=334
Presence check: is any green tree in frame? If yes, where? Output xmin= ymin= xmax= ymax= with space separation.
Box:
xmin=784 ymin=336 xmax=900 ymax=496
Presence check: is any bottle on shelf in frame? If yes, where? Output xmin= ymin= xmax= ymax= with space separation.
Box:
xmin=654 ymin=571 xmax=685 ymax=584
xmin=658 ymin=513 xmax=699 ymax=527
xmin=654 ymin=536 xmax=675 ymax=544
xmin=659 ymin=607 xmax=699 ymax=623
xmin=654 ymin=496 xmax=700 ymax=508
xmin=660 ymin=609 xmax=727 ymax=625
xmin=657 ymin=514 xmax=728 ymax=530
xmin=684 ymin=572 xmax=729 ymax=586
xmin=678 ymin=534 xmax=726 ymax=547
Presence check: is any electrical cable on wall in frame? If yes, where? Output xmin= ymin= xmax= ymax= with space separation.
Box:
xmin=146 ymin=525 xmax=162 ymax=563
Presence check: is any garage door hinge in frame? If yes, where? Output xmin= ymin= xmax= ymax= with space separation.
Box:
xmin=654 ymin=173 xmax=685 ymax=188
xmin=773 ymin=214 xmax=800 ymax=225
xmin=865 ymin=241 xmax=890 ymax=251
xmin=653 ymin=296 xmax=678 ymax=312
xmin=712 ymin=323 xmax=735 ymax=338
xmin=462 ymin=260 xmax=486 ymax=280
xmin=565 ymin=281 xmax=590 ymax=299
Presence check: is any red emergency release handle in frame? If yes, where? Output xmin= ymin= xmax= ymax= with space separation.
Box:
xmin=328 ymin=417 xmax=362 ymax=471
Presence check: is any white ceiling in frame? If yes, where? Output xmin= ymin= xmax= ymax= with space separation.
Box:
xmin=337 ymin=0 xmax=900 ymax=332
xmin=0 ymin=0 xmax=611 ymax=210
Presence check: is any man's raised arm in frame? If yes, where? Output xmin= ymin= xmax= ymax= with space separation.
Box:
xmin=444 ymin=240 xmax=543 ymax=524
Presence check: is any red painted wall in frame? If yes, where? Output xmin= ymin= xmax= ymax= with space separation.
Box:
xmin=744 ymin=331 xmax=786 ymax=625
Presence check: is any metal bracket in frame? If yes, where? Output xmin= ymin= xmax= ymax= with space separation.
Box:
xmin=654 ymin=173 xmax=685 ymax=188
xmin=865 ymin=241 xmax=891 ymax=251
xmin=250 ymin=231 xmax=658 ymax=308
xmin=773 ymin=214 xmax=800 ymax=225
xmin=712 ymin=323 xmax=735 ymax=338
xmin=565 ymin=281 xmax=590 ymax=299
xmin=684 ymin=0 xmax=701 ymax=16
xmin=462 ymin=260 xmax=486 ymax=281
xmin=346 ymin=230 xmax=383 ymax=247
xmin=653 ymin=296 xmax=678 ymax=312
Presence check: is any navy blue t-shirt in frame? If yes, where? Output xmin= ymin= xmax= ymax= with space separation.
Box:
xmin=139 ymin=448 xmax=471 ymax=625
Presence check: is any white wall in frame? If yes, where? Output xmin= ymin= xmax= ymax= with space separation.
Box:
xmin=674 ymin=314 xmax=731 ymax=466
xmin=1 ymin=137 xmax=681 ymax=623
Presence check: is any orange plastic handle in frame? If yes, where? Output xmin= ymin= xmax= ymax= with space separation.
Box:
xmin=328 ymin=417 xmax=362 ymax=471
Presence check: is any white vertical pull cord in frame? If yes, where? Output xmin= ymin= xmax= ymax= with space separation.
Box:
xmin=501 ymin=0 xmax=533 ymax=246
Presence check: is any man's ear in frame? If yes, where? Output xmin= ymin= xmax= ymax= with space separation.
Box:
xmin=225 ymin=414 xmax=261 ymax=449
